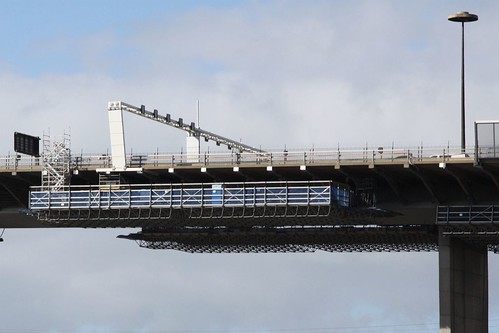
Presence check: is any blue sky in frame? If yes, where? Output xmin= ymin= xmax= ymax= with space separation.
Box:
xmin=1 ymin=0 xmax=245 ymax=76
xmin=2 ymin=1 xmax=185 ymax=76
xmin=1 ymin=1 xmax=499 ymax=332
xmin=1 ymin=0 xmax=496 ymax=154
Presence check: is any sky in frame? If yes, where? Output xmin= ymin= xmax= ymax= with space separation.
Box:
xmin=1 ymin=0 xmax=499 ymax=332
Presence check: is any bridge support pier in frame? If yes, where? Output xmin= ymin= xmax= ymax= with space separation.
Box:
xmin=439 ymin=234 xmax=488 ymax=333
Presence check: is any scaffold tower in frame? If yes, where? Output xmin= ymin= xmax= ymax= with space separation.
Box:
xmin=41 ymin=131 xmax=71 ymax=191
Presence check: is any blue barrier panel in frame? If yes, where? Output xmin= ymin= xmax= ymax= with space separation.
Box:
xmin=211 ymin=184 xmax=223 ymax=205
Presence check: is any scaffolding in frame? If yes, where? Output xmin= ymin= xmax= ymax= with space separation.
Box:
xmin=41 ymin=132 xmax=71 ymax=191
xmin=29 ymin=181 xmax=348 ymax=223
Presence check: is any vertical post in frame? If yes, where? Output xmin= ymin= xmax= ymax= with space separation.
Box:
xmin=460 ymin=22 xmax=466 ymax=153
xmin=186 ymin=135 xmax=200 ymax=163
xmin=108 ymin=102 xmax=127 ymax=171
xmin=197 ymin=99 xmax=200 ymax=129
xmin=448 ymin=12 xmax=478 ymax=153
xmin=494 ymin=123 xmax=497 ymax=158
xmin=474 ymin=122 xmax=479 ymax=164
xmin=439 ymin=233 xmax=488 ymax=332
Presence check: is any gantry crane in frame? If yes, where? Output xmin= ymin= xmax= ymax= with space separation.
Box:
xmin=106 ymin=101 xmax=265 ymax=171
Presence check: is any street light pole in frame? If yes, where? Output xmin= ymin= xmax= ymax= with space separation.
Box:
xmin=448 ymin=11 xmax=478 ymax=153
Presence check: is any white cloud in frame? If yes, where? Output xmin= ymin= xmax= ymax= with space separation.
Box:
xmin=3 ymin=1 xmax=498 ymax=152
xmin=0 ymin=228 xmax=443 ymax=331
xmin=2 ymin=1 xmax=499 ymax=331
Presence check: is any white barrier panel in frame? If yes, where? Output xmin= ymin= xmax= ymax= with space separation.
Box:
xmin=29 ymin=181 xmax=351 ymax=211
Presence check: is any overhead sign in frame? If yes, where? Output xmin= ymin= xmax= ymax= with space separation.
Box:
xmin=14 ymin=132 xmax=40 ymax=157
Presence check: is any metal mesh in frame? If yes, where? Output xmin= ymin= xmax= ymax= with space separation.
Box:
xmin=119 ymin=225 xmax=440 ymax=253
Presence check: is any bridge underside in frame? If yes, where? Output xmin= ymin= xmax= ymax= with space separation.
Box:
xmin=112 ymin=224 xmax=499 ymax=255
xmin=118 ymin=225 xmax=440 ymax=253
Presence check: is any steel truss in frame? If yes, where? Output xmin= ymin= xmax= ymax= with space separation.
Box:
xmin=109 ymin=101 xmax=265 ymax=154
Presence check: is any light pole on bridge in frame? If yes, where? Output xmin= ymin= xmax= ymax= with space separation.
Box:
xmin=448 ymin=11 xmax=478 ymax=153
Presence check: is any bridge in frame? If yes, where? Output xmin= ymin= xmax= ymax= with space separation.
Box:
xmin=1 ymin=102 xmax=499 ymax=332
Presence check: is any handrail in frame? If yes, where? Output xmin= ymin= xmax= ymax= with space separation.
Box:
xmin=1 ymin=145 xmax=476 ymax=172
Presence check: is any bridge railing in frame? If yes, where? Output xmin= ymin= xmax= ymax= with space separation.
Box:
xmin=1 ymin=146 xmax=475 ymax=172
xmin=29 ymin=180 xmax=351 ymax=211
xmin=0 ymin=155 xmax=42 ymax=171
xmin=437 ymin=206 xmax=499 ymax=224
xmin=134 ymin=146 xmax=473 ymax=167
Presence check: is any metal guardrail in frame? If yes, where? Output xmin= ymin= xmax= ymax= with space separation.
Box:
xmin=29 ymin=181 xmax=350 ymax=211
xmin=437 ymin=206 xmax=499 ymax=224
xmin=1 ymin=146 xmax=476 ymax=172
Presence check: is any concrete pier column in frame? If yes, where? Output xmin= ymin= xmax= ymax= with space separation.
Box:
xmin=439 ymin=234 xmax=488 ymax=333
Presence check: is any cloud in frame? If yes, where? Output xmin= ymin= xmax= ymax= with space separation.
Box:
xmin=0 ymin=228 xmax=443 ymax=332
xmin=1 ymin=1 xmax=499 ymax=332
xmin=78 ymin=1 xmax=499 ymax=149
xmin=3 ymin=1 xmax=498 ymax=152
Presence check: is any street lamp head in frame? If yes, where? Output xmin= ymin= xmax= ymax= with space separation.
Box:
xmin=448 ymin=11 xmax=478 ymax=23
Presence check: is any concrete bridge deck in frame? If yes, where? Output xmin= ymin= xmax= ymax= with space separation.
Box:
xmin=1 ymin=146 xmax=498 ymax=229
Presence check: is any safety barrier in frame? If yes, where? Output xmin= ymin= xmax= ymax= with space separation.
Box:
xmin=436 ymin=205 xmax=499 ymax=224
xmin=1 ymin=145 xmax=476 ymax=172
xmin=30 ymin=181 xmax=350 ymax=211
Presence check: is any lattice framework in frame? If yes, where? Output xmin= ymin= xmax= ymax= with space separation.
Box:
xmin=41 ymin=132 xmax=71 ymax=191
